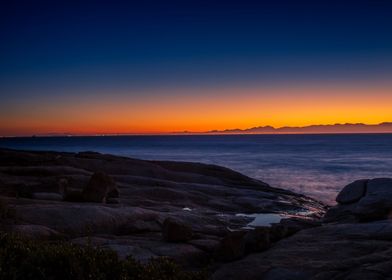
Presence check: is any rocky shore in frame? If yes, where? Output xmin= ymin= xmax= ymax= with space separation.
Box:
xmin=1 ymin=148 xmax=392 ymax=279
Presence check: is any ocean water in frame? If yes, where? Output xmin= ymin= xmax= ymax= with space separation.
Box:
xmin=1 ymin=134 xmax=392 ymax=204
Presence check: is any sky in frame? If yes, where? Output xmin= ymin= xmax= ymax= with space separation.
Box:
xmin=1 ymin=0 xmax=392 ymax=136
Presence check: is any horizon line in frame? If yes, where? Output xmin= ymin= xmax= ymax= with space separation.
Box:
xmin=1 ymin=122 xmax=392 ymax=138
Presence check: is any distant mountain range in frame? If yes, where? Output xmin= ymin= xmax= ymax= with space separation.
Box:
xmin=202 ymin=122 xmax=392 ymax=134
xmin=4 ymin=123 xmax=392 ymax=137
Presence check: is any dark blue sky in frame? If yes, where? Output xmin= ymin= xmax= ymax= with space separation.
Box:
xmin=1 ymin=0 xmax=392 ymax=96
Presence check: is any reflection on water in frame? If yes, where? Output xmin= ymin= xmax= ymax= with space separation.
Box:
xmin=236 ymin=213 xmax=283 ymax=228
xmin=2 ymin=134 xmax=392 ymax=204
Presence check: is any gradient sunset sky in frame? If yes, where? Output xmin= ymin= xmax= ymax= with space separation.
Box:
xmin=1 ymin=0 xmax=392 ymax=136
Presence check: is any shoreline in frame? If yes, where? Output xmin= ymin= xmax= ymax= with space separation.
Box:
xmin=1 ymin=149 xmax=392 ymax=278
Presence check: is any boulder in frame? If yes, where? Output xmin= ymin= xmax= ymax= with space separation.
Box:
xmin=325 ymin=178 xmax=392 ymax=223
xmin=82 ymin=172 xmax=119 ymax=203
xmin=162 ymin=218 xmax=193 ymax=242
xmin=336 ymin=179 xmax=368 ymax=204
xmin=354 ymin=178 xmax=392 ymax=220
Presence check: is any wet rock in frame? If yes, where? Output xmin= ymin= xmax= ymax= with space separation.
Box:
xmin=82 ymin=172 xmax=119 ymax=203
xmin=336 ymin=179 xmax=368 ymax=204
xmin=162 ymin=218 xmax=193 ymax=242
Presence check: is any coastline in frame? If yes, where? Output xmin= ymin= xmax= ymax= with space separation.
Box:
xmin=1 ymin=149 xmax=392 ymax=279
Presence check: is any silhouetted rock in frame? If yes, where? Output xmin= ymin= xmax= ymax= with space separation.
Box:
xmin=162 ymin=218 xmax=193 ymax=242
xmin=355 ymin=178 xmax=392 ymax=220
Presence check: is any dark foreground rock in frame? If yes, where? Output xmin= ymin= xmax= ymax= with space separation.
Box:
xmin=0 ymin=148 xmax=325 ymax=270
xmin=3 ymin=149 xmax=392 ymax=279
xmin=213 ymin=177 xmax=392 ymax=280
xmin=212 ymin=220 xmax=392 ymax=280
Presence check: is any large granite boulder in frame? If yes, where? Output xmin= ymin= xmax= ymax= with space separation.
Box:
xmin=325 ymin=178 xmax=392 ymax=223
xmin=336 ymin=179 xmax=368 ymax=204
xmin=82 ymin=172 xmax=119 ymax=203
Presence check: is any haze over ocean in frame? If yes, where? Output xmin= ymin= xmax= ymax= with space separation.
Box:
xmin=2 ymin=134 xmax=392 ymax=204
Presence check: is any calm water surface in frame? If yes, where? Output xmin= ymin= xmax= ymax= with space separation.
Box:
xmin=1 ymin=134 xmax=392 ymax=204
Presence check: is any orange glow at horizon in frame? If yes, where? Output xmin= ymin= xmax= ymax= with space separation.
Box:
xmin=1 ymin=83 xmax=392 ymax=136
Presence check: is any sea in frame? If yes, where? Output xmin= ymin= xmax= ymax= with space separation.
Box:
xmin=1 ymin=134 xmax=392 ymax=205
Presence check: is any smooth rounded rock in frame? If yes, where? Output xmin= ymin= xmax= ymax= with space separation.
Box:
xmin=336 ymin=179 xmax=368 ymax=204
